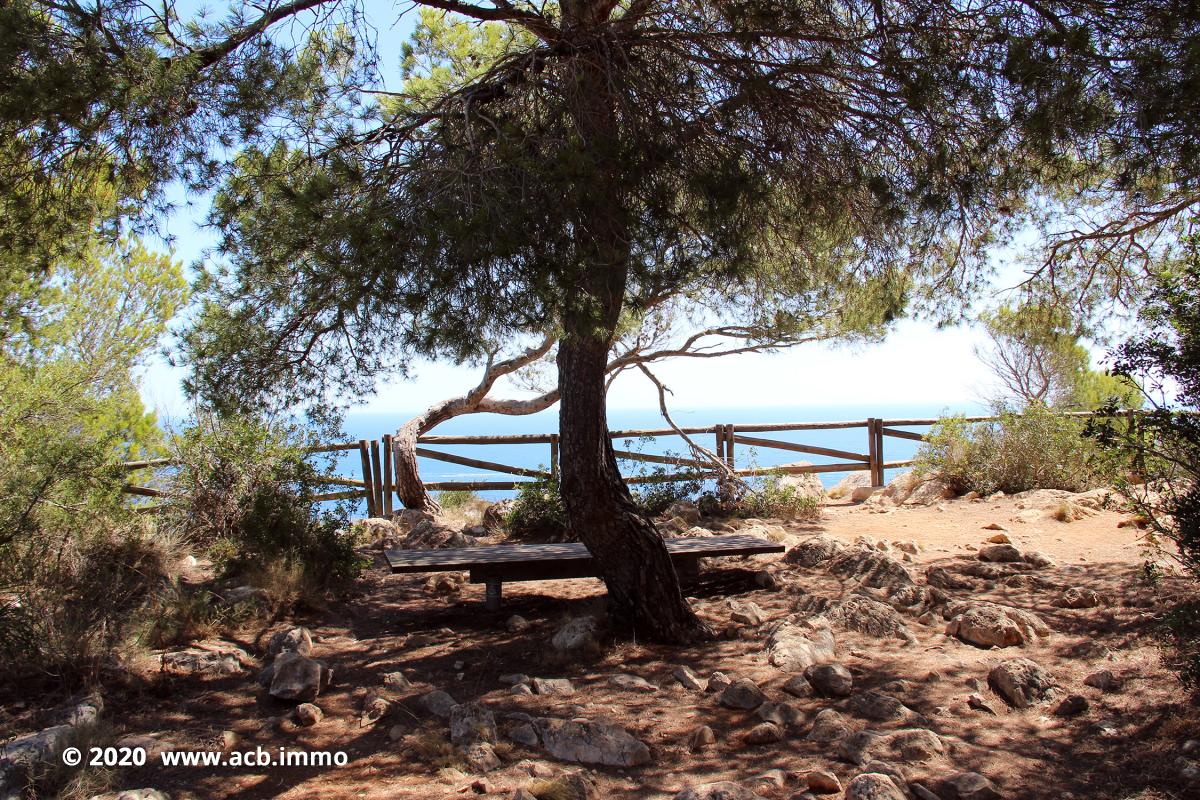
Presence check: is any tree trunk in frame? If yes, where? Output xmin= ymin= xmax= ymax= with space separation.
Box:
xmin=390 ymin=336 xmax=561 ymax=513
xmin=557 ymin=327 xmax=712 ymax=643
xmin=550 ymin=2 xmax=711 ymax=643
xmin=392 ymin=410 xmax=447 ymax=515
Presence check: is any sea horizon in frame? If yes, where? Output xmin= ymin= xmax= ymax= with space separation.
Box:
xmin=329 ymin=400 xmax=990 ymax=512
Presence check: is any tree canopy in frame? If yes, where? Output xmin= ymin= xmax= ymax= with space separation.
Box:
xmin=7 ymin=0 xmax=1200 ymax=639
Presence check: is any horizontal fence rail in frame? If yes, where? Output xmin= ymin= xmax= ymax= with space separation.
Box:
xmin=119 ymin=409 xmax=1145 ymax=515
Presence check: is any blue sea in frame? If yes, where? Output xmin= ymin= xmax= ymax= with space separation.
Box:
xmin=327 ymin=402 xmax=987 ymax=515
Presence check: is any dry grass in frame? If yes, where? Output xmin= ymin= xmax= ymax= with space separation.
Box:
xmin=19 ymin=721 xmax=119 ymax=800
xmin=405 ymin=731 xmax=463 ymax=770
xmin=529 ymin=779 xmax=577 ymax=800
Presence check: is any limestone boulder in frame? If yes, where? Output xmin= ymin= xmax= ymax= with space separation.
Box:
xmin=844 ymin=774 xmax=908 ymax=800
xmin=766 ymin=619 xmax=836 ymax=671
xmin=944 ymin=602 xmax=1050 ymax=648
xmin=531 ymin=717 xmax=651 ymax=767
xmin=989 ymin=658 xmax=1056 ymax=708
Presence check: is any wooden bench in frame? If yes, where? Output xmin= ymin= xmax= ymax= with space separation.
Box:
xmin=384 ymin=533 xmax=784 ymax=610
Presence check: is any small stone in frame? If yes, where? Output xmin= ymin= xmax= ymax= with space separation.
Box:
xmin=1023 ymin=551 xmax=1055 ymax=568
xmin=221 ymin=730 xmax=239 ymax=750
xmin=360 ymin=692 xmax=390 ymax=725
xmin=450 ymin=702 xmax=498 ymax=745
xmin=805 ymin=709 xmax=850 ymax=742
xmin=753 ymin=570 xmax=780 ymax=590
xmin=756 ymin=701 xmax=804 ymax=729
xmin=707 ymin=671 xmax=732 ymax=693
xmin=269 ymin=652 xmax=332 ymax=703
xmin=531 ymin=677 xmax=575 ymax=696
xmin=743 ymin=722 xmax=783 ymax=745
xmin=294 ymin=703 xmax=323 ymax=727
xmin=844 ymin=773 xmax=906 ymax=800
xmin=551 ymin=617 xmax=599 ymax=652
xmin=421 ymin=689 xmax=459 ymax=718
xmin=531 ymin=717 xmax=651 ymax=767
xmin=383 ymin=671 xmax=412 ymax=690
xmin=805 ymin=663 xmax=853 ymax=697
xmin=719 ymin=678 xmax=766 ymax=709
xmin=967 ymin=694 xmax=998 ymax=715
xmin=268 ymin=626 xmax=314 ymax=657
xmin=511 ymin=683 xmax=534 ymax=696
xmin=1054 ymin=695 xmax=1089 ymax=717
xmin=500 ymin=673 xmax=530 ymax=686
xmin=805 ymin=769 xmax=841 ymax=794
xmin=989 ymin=658 xmax=1056 ymax=708
xmin=506 ymin=615 xmax=531 ymax=633
xmin=673 ymin=665 xmax=706 ymax=691
xmin=1059 ymin=587 xmax=1101 ymax=609
xmin=674 ymin=782 xmax=766 ymax=800
xmin=730 ymin=601 xmax=765 ymax=626
xmin=459 ymin=741 xmax=501 ymax=773
xmin=978 ymin=544 xmax=1022 ymax=562
xmin=783 ymin=674 xmax=814 ymax=698
xmin=1083 ymin=669 xmax=1123 ymax=692
xmin=609 ymin=674 xmax=658 ymax=693
xmin=941 ymin=771 xmax=1002 ymax=800
xmin=509 ymin=723 xmax=539 ymax=747
xmin=848 ymin=691 xmax=906 ymax=722
xmin=689 ymin=724 xmax=717 ymax=750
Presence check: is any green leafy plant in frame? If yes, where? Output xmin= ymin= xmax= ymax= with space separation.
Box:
xmin=436 ymin=489 xmax=480 ymax=510
xmin=734 ymin=475 xmax=821 ymax=520
xmin=505 ymin=474 xmax=568 ymax=541
xmin=915 ymin=404 xmax=1120 ymax=495
xmin=164 ymin=415 xmax=367 ymax=601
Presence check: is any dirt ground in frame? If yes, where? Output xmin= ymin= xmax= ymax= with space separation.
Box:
xmin=6 ymin=491 xmax=1199 ymax=800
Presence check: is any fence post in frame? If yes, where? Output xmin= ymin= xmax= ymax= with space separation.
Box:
xmin=358 ymin=440 xmax=377 ymax=518
xmin=874 ymin=418 xmax=886 ymax=486
xmin=714 ymin=425 xmax=729 ymax=501
xmin=369 ymin=439 xmax=385 ymax=516
xmin=381 ymin=434 xmax=394 ymax=517
xmin=867 ymin=418 xmax=881 ymax=487
xmin=725 ymin=424 xmax=736 ymax=470
xmin=549 ymin=434 xmax=560 ymax=480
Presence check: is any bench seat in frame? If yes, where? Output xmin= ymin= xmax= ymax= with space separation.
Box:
xmin=384 ymin=533 xmax=784 ymax=609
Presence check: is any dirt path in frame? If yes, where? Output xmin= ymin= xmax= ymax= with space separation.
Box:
xmin=19 ymin=491 xmax=1199 ymax=800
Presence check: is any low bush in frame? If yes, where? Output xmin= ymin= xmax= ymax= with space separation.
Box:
xmin=1 ymin=524 xmax=181 ymax=684
xmin=915 ymin=404 xmax=1120 ymax=495
xmin=164 ymin=415 xmax=368 ymax=603
xmin=633 ymin=473 xmax=704 ymax=517
xmin=505 ymin=475 xmax=568 ymax=540
xmin=436 ymin=489 xmax=480 ymax=510
xmin=733 ymin=476 xmax=821 ymax=520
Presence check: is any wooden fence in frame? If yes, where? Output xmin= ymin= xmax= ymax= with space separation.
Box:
xmin=120 ymin=410 xmax=1140 ymax=517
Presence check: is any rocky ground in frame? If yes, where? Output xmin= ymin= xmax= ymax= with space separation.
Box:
xmin=2 ymin=476 xmax=1198 ymax=800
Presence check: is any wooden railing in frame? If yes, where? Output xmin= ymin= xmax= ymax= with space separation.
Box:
xmin=120 ymin=410 xmax=1142 ymax=517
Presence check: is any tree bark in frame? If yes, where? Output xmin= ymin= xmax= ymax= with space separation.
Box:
xmin=393 ymin=407 xmax=450 ymax=514
xmin=391 ymin=337 xmax=560 ymax=513
xmin=556 ymin=327 xmax=711 ymax=643
xmin=550 ymin=0 xmax=711 ymax=643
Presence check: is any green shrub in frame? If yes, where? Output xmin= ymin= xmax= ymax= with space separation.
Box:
xmin=1089 ymin=244 xmax=1200 ymax=694
xmin=914 ymin=404 xmax=1120 ymax=495
xmin=0 ymin=523 xmax=181 ymax=685
xmin=437 ymin=489 xmax=480 ymax=510
xmin=506 ymin=475 xmax=568 ymax=540
xmin=164 ymin=415 xmax=367 ymax=599
xmin=632 ymin=473 xmax=704 ymax=517
xmin=734 ymin=476 xmax=821 ymax=520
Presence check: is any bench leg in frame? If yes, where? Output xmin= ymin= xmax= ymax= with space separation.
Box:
xmin=484 ymin=578 xmax=503 ymax=611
